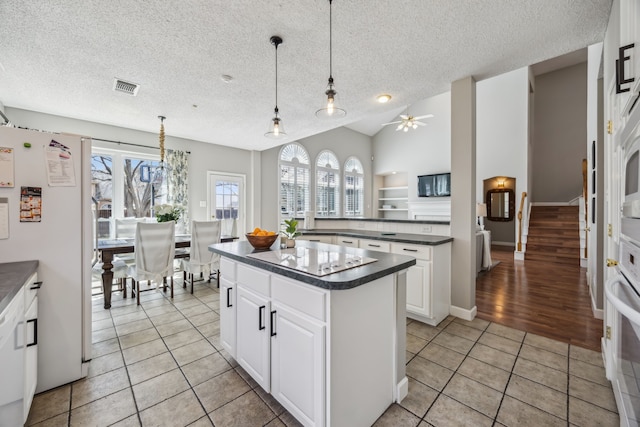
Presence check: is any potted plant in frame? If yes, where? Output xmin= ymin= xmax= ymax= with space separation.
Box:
xmin=282 ymin=218 xmax=300 ymax=248
xmin=155 ymin=204 xmax=181 ymax=223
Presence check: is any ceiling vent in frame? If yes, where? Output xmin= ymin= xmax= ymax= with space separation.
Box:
xmin=113 ymin=78 xmax=140 ymax=96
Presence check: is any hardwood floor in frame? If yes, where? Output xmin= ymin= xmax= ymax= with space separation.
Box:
xmin=475 ymin=245 xmax=603 ymax=352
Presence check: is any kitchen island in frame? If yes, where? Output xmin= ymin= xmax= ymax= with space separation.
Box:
xmin=209 ymin=240 xmax=415 ymax=427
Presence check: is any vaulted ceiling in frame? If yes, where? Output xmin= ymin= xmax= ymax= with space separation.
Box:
xmin=0 ymin=1 xmax=612 ymax=151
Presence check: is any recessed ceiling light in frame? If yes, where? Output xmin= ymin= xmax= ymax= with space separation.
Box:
xmin=377 ymin=94 xmax=392 ymax=103
xmin=221 ymin=74 xmax=234 ymax=83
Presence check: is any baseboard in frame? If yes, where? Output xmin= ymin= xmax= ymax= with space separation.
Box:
xmin=514 ymin=251 xmax=525 ymax=261
xmin=591 ymin=292 xmax=604 ymax=320
xmin=580 ymin=258 xmax=588 ymax=268
xmin=450 ymin=305 xmax=477 ymax=321
xmin=492 ymin=241 xmax=515 ymax=247
xmin=396 ymin=376 xmax=409 ymax=403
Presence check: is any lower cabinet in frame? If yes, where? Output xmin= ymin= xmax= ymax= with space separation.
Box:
xmin=220 ymin=257 xmax=401 ymax=427
xmin=405 ymin=259 xmax=432 ymax=318
xmin=236 ymin=285 xmax=271 ymax=391
xmin=271 ymin=301 xmax=325 ymax=426
xmin=219 ymin=257 xmax=237 ymax=357
xmin=390 ymin=242 xmax=450 ymax=326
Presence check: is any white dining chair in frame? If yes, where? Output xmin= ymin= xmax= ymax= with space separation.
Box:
xmin=182 ymin=220 xmax=221 ymax=294
xmin=129 ymin=221 xmax=176 ymax=305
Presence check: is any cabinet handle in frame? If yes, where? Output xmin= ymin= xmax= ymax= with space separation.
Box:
xmin=402 ymin=248 xmax=418 ymax=252
xmin=259 ymin=305 xmax=266 ymax=330
xmin=30 ymin=281 xmax=43 ymax=290
xmin=342 ymin=240 xmax=353 ymax=244
xmin=226 ymin=287 xmax=233 ymax=307
xmin=369 ymin=244 xmax=381 ymax=248
xmin=27 ymin=318 xmax=37 ymax=347
xmin=270 ymin=310 xmax=277 ymax=337
xmin=309 ymin=239 xmax=320 ymax=242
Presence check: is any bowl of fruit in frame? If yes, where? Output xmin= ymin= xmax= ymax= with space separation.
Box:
xmin=246 ymin=227 xmax=279 ymax=250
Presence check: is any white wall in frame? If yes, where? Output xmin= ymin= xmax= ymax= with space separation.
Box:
xmin=260 ymin=126 xmax=373 ymax=231
xmin=6 ymin=107 xmax=257 ymax=230
xmin=476 ymin=67 xmax=530 ymax=244
xmin=372 ymin=92 xmax=451 ymax=206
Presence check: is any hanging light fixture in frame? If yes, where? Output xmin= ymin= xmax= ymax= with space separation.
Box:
xmin=158 ymin=115 xmax=166 ymax=165
xmin=152 ymin=115 xmax=167 ymax=197
xmin=316 ymin=0 xmax=346 ymax=118
xmin=265 ymin=35 xmax=286 ymax=138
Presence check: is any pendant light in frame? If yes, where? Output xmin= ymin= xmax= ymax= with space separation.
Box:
xmin=153 ymin=115 xmax=167 ymax=191
xmin=316 ymin=0 xmax=346 ymax=118
xmin=265 ymin=36 xmax=286 ymax=138
xmin=158 ymin=115 xmax=166 ymax=165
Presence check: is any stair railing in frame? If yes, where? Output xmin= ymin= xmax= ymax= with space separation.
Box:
xmin=517 ymin=191 xmax=527 ymax=252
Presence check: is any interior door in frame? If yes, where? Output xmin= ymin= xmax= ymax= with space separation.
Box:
xmin=207 ymin=172 xmax=245 ymax=237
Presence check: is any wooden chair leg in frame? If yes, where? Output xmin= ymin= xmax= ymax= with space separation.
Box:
xmin=191 ymin=273 xmax=194 ymax=294
xmin=170 ymin=276 xmax=174 ymax=299
xmin=136 ymin=279 xmax=140 ymax=305
xmin=122 ymin=278 xmax=127 ymax=298
xmin=217 ymin=269 xmax=220 ymax=288
xmin=183 ymin=270 xmax=187 ymax=288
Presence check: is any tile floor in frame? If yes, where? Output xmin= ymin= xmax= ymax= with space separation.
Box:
xmin=26 ymin=278 xmax=620 ymax=427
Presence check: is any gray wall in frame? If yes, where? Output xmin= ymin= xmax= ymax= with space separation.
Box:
xmin=260 ymin=127 xmax=373 ymax=231
xmin=532 ymin=62 xmax=587 ymax=202
xmin=6 ymin=107 xmax=257 ymax=230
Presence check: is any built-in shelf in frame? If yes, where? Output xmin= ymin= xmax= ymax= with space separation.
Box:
xmin=377 ymin=183 xmax=409 ymax=219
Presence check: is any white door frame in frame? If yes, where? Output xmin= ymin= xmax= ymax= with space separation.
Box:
xmin=207 ymin=171 xmax=246 ymax=237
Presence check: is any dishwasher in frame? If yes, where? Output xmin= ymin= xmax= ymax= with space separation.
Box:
xmin=0 ymin=287 xmax=25 ymax=427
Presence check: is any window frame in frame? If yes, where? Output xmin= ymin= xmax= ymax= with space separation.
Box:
xmin=278 ymin=143 xmax=311 ymax=224
xmin=344 ymin=156 xmax=364 ymax=217
xmin=315 ymin=150 xmax=341 ymax=218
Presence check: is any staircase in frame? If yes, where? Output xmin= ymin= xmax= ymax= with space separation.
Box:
xmin=525 ymin=205 xmax=580 ymax=265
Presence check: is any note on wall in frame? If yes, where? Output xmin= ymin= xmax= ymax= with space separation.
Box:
xmin=45 ymin=139 xmax=76 ymax=186
xmin=0 ymin=197 xmax=8 ymax=239
xmin=0 ymin=147 xmax=15 ymax=187
xmin=20 ymin=187 xmax=41 ymax=222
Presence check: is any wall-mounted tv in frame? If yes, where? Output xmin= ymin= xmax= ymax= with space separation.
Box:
xmin=418 ymin=173 xmax=451 ymax=197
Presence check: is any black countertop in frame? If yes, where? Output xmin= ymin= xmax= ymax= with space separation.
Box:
xmin=312 ymin=217 xmax=450 ymax=225
xmin=0 ymin=260 xmax=38 ymax=314
xmin=299 ymin=229 xmax=453 ymax=246
xmin=209 ymin=240 xmax=416 ymax=291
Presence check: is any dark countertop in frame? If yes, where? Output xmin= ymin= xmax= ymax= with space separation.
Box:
xmin=0 ymin=260 xmax=38 ymax=314
xmin=299 ymin=229 xmax=453 ymax=246
xmin=209 ymin=240 xmax=416 ymax=291
xmin=312 ymin=217 xmax=450 ymax=225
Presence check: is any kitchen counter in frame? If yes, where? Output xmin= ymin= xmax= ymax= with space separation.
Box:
xmin=209 ymin=240 xmax=416 ymax=290
xmin=299 ymin=229 xmax=453 ymax=245
xmin=0 ymin=260 xmax=38 ymax=314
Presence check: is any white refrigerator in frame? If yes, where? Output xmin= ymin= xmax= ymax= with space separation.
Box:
xmin=0 ymin=126 xmax=92 ymax=393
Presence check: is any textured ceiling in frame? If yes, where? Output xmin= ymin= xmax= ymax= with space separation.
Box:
xmin=0 ymin=1 xmax=612 ymax=151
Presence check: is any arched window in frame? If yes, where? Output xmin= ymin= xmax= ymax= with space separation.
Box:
xmin=279 ymin=143 xmax=310 ymax=221
xmin=344 ymin=157 xmax=364 ymax=217
xmin=316 ymin=150 xmax=340 ymax=217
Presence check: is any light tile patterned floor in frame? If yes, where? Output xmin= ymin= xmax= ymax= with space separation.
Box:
xmin=26 ymin=278 xmax=619 ymax=427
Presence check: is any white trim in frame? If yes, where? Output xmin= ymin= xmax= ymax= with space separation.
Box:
xmin=514 ymin=251 xmax=525 ymax=261
xmin=396 ymin=376 xmax=408 ymax=403
xmin=449 ymin=304 xmax=477 ymax=321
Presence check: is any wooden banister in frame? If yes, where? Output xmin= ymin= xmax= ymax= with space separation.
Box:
xmin=517 ymin=191 xmax=527 ymax=252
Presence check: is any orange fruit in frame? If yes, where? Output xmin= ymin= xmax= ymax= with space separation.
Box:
xmin=253 ymin=227 xmax=262 ymax=235
xmin=257 ymin=231 xmax=267 ymax=236
xmin=266 ymin=231 xmax=275 ymax=236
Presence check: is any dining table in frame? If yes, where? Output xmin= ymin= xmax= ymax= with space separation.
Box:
xmin=96 ymin=234 xmax=238 ymax=309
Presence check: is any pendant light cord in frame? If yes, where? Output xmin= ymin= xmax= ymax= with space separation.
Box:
xmin=275 ymin=41 xmax=279 ymax=112
xmin=329 ymin=0 xmax=333 ymax=80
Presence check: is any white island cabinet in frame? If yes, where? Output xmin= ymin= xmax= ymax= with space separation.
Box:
xmin=213 ymin=241 xmax=414 ymax=427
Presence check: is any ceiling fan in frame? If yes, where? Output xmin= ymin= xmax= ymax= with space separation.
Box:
xmin=382 ymin=112 xmax=434 ymax=132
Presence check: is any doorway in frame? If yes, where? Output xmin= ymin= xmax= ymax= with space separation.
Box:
xmin=207 ymin=172 xmax=245 ymax=237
